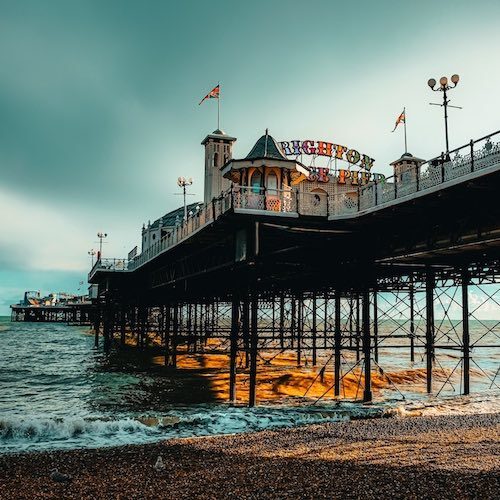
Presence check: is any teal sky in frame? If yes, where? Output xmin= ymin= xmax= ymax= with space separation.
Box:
xmin=1 ymin=0 xmax=500 ymax=315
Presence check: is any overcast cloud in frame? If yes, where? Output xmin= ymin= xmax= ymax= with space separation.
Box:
xmin=1 ymin=0 xmax=500 ymax=314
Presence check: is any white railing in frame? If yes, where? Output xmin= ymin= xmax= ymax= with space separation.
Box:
xmin=88 ymin=258 xmax=129 ymax=279
xmin=90 ymin=131 xmax=500 ymax=279
xmin=233 ymin=186 xmax=296 ymax=213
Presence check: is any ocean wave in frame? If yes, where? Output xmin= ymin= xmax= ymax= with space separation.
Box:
xmin=0 ymin=415 xmax=166 ymax=443
xmin=0 ymin=407 xmax=350 ymax=452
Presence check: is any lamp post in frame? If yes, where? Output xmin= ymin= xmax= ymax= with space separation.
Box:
xmin=88 ymin=249 xmax=96 ymax=266
xmin=97 ymin=232 xmax=107 ymax=258
xmin=427 ymin=74 xmax=460 ymax=154
xmin=177 ymin=177 xmax=193 ymax=221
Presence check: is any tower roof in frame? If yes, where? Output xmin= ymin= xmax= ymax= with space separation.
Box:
xmin=201 ymin=129 xmax=237 ymax=145
xmin=245 ymin=131 xmax=287 ymax=161
xmin=390 ymin=151 xmax=425 ymax=166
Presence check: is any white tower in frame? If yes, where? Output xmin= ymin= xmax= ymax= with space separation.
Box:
xmin=201 ymin=129 xmax=237 ymax=203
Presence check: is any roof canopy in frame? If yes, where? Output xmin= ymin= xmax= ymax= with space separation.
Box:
xmin=245 ymin=131 xmax=287 ymax=161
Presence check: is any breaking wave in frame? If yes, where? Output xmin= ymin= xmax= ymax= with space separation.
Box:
xmin=0 ymin=405 xmax=382 ymax=454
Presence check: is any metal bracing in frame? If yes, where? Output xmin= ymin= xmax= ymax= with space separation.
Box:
xmin=91 ymin=262 xmax=500 ymax=407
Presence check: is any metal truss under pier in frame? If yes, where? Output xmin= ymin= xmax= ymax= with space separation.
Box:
xmin=89 ymin=132 xmax=500 ymax=406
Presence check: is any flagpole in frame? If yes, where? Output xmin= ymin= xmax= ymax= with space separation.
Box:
xmin=403 ymin=107 xmax=408 ymax=154
xmin=217 ymin=81 xmax=220 ymax=130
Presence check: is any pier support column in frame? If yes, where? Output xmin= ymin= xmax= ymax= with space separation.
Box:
xmin=249 ymin=295 xmax=258 ymax=407
xmin=462 ymin=267 xmax=470 ymax=395
xmin=93 ymin=304 xmax=100 ymax=348
xmin=164 ymin=304 xmax=171 ymax=366
xmin=120 ymin=307 xmax=127 ymax=347
xmin=312 ymin=292 xmax=317 ymax=366
xmin=242 ymin=296 xmax=250 ymax=369
xmin=172 ymin=303 xmax=178 ymax=368
xmin=362 ymin=290 xmax=372 ymax=402
xmin=409 ymin=278 xmax=415 ymax=363
xmin=103 ymin=299 xmax=112 ymax=353
xmin=334 ymin=291 xmax=342 ymax=397
xmin=373 ymin=291 xmax=379 ymax=363
xmin=229 ymin=295 xmax=240 ymax=403
xmin=279 ymin=292 xmax=285 ymax=350
xmin=348 ymin=297 xmax=353 ymax=348
xmin=425 ymin=271 xmax=435 ymax=393
xmin=297 ymin=292 xmax=302 ymax=367
xmin=193 ymin=303 xmax=198 ymax=354
xmin=355 ymin=295 xmax=361 ymax=362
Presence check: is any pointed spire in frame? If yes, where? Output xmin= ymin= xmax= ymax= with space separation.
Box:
xmin=245 ymin=131 xmax=287 ymax=161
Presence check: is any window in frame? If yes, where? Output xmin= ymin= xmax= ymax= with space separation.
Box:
xmin=213 ymin=152 xmax=219 ymax=167
xmin=152 ymin=234 xmax=156 ymax=240
xmin=267 ymin=172 xmax=278 ymax=195
xmin=251 ymin=171 xmax=262 ymax=193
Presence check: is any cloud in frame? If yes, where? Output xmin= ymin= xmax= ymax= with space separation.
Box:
xmin=0 ymin=186 xmax=91 ymax=272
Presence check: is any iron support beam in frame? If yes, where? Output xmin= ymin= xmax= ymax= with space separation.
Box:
xmin=334 ymin=291 xmax=341 ymax=397
xmin=229 ymin=295 xmax=240 ymax=403
xmin=362 ymin=290 xmax=372 ymax=402
xmin=462 ymin=267 xmax=470 ymax=395
xmin=249 ymin=295 xmax=258 ymax=407
xmin=426 ymin=271 xmax=435 ymax=393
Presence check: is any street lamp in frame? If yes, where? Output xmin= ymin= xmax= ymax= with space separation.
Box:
xmin=97 ymin=232 xmax=107 ymax=258
xmin=177 ymin=177 xmax=193 ymax=221
xmin=427 ymin=74 xmax=461 ymax=154
xmin=88 ymin=249 xmax=96 ymax=266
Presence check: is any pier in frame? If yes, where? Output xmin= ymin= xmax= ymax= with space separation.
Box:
xmin=10 ymin=291 xmax=93 ymax=325
xmin=88 ymin=129 xmax=500 ymax=406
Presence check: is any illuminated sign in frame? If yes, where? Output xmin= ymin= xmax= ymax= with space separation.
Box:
xmin=307 ymin=167 xmax=385 ymax=185
xmin=279 ymin=140 xmax=375 ymax=171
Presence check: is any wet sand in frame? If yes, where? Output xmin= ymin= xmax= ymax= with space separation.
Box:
xmin=1 ymin=413 xmax=499 ymax=499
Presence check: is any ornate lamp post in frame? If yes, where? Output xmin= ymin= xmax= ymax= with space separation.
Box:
xmin=88 ymin=249 xmax=96 ymax=266
xmin=427 ymin=74 xmax=461 ymax=154
xmin=97 ymin=232 xmax=107 ymax=258
xmin=177 ymin=177 xmax=193 ymax=221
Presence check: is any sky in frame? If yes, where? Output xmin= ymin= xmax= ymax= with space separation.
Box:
xmin=1 ymin=0 xmax=500 ymax=315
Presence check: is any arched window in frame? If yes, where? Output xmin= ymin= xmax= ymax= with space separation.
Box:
xmin=250 ymin=171 xmax=262 ymax=193
xmin=213 ymin=152 xmax=219 ymax=167
xmin=267 ymin=172 xmax=278 ymax=195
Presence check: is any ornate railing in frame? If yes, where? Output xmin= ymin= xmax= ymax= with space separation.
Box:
xmin=233 ymin=186 xmax=296 ymax=213
xmin=88 ymin=258 xmax=129 ymax=279
xmin=90 ymin=131 xmax=500 ymax=280
xmin=359 ymin=130 xmax=500 ymax=212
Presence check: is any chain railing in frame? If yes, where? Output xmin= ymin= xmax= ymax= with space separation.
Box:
xmin=90 ymin=131 xmax=500 ymax=279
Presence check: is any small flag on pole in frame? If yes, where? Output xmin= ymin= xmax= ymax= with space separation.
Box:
xmin=199 ymin=84 xmax=220 ymax=105
xmin=391 ymin=108 xmax=405 ymax=132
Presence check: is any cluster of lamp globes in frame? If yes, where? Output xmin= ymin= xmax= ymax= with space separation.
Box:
xmin=428 ymin=74 xmax=460 ymax=91
xmin=177 ymin=176 xmax=193 ymax=187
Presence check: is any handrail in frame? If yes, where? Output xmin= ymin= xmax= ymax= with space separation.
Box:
xmin=360 ymin=129 xmax=500 ymax=200
xmin=89 ymin=130 xmax=500 ymax=280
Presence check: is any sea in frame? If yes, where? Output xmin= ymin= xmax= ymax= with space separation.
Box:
xmin=0 ymin=316 xmax=498 ymax=454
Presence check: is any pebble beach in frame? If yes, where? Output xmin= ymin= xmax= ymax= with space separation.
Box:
xmin=1 ymin=412 xmax=499 ymax=499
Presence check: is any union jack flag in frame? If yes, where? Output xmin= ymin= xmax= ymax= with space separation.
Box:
xmin=199 ymin=84 xmax=220 ymax=105
xmin=392 ymin=108 xmax=405 ymax=132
